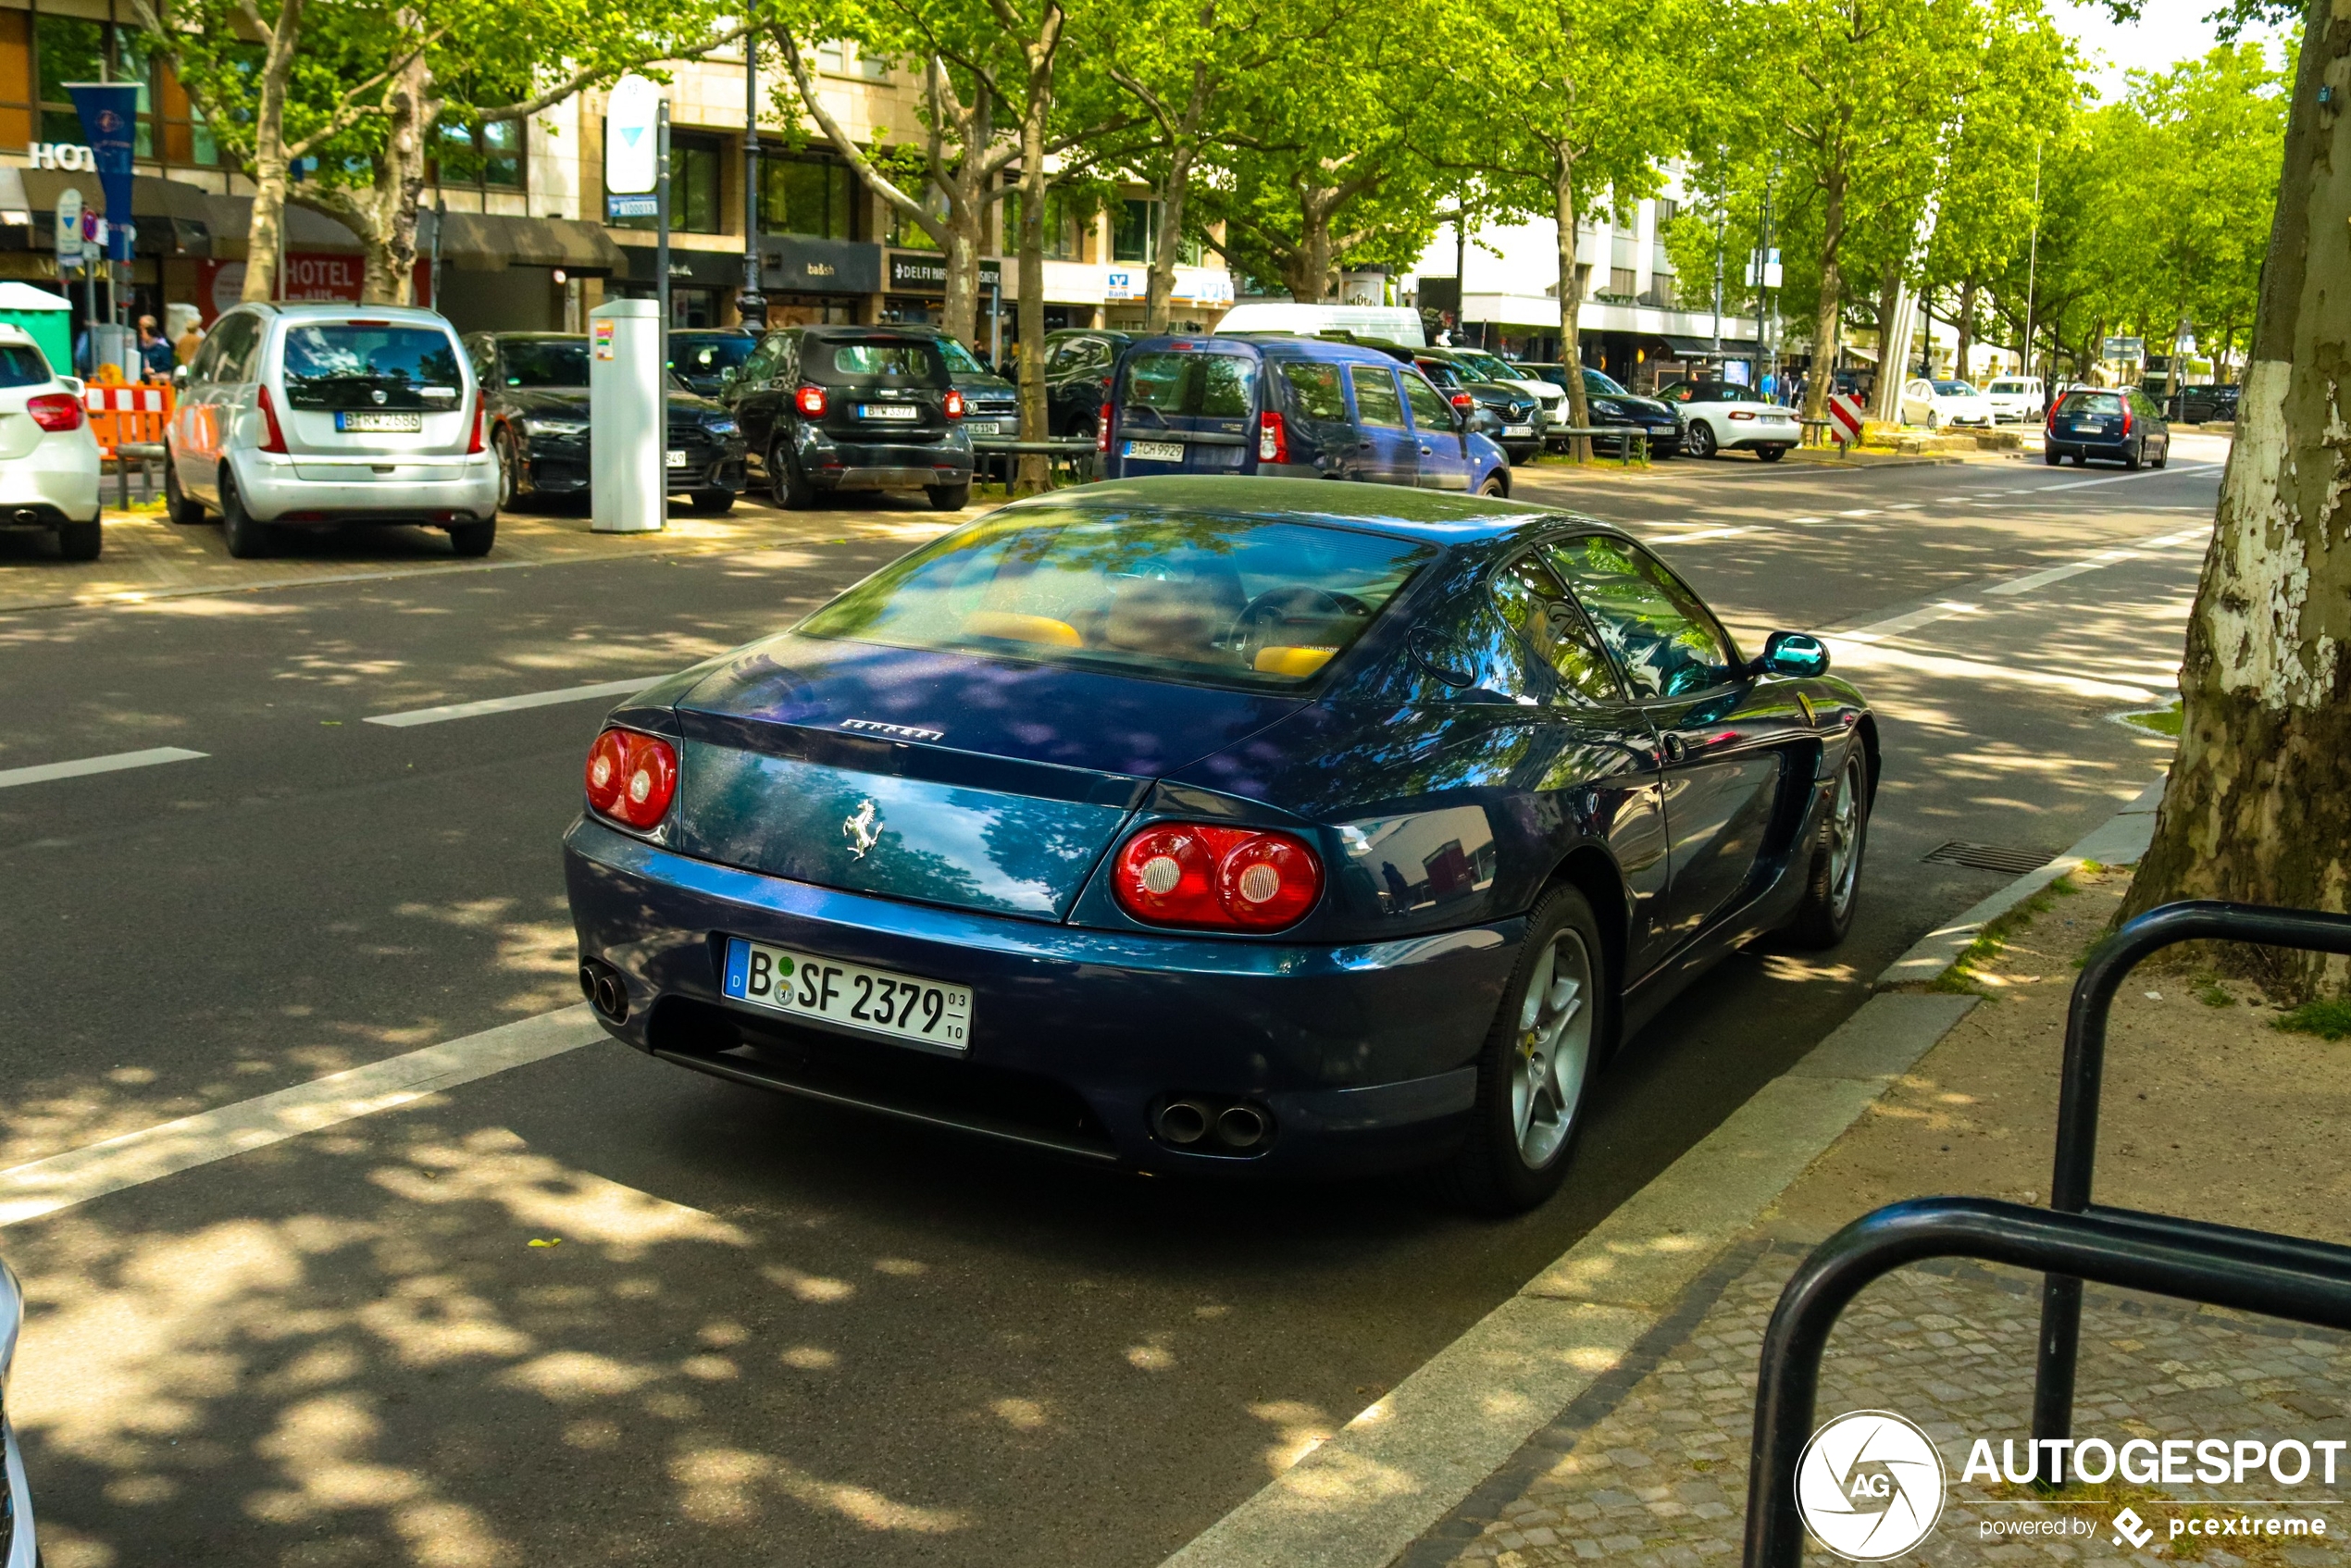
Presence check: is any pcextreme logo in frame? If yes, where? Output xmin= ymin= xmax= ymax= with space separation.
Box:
xmin=1796 ymin=1411 xmax=1948 ymax=1561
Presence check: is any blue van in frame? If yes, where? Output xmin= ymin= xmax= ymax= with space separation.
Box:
xmin=1097 ymin=335 xmax=1512 ymax=493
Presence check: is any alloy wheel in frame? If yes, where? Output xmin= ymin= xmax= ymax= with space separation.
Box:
xmin=1826 ymin=758 xmax=1864 ymax=922
xmin=1511 ymin=927 xmax=1595 ymax=1169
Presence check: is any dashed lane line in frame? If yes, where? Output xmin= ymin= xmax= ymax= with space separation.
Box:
xmin=0 ymin=746 xmax=208 ymax=790
xmin=1828 ymin=524 xmax=2209 ymax=645
xmin=365 ymin=677 xmax=662 ymax=728
xmin=0 ymin=1006 xmax=603 ymax=1226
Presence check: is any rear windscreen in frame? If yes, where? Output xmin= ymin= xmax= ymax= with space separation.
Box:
xmin=797 ymin=507 xmax=1433 ymax=689
xmin=501 ymin=340 xmax=589 ymax=387
xmin=0 ymin=343 xmax=52 ymax=388
xmin=672 ymin=335 xmax=754 ymax=377
xmin=1121 ymin=352 xmax=1258 ymax=422
xmin=2060 ymin=392 xmax=2124 ymax=416
xmin=281 ymin=324 xmax=463 ymax=411
xmin=811 ymin=340 xmax=949 ymax=388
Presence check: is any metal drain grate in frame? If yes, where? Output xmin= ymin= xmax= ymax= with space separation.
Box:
xmin=1923 ymin=840 xmax=2055 ymax=875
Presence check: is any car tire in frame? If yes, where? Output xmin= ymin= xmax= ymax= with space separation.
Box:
xmin=1755 ymin=444 xmax=1787 ymax=463
xmin=492 ymin=428 xmax=520 ymax=513
xmin=1441 ymin=882 xmax=1609 ymax=1215
xmin=1784 ymin=749 xmax=1870 ymax=950
xmin=1684 ymin=419 xmax=1717 ymax=459
xmin=1479 ymin=474 xmax=1508 ymax=498
xmin=690 ymin=487 xmax=737 ymax=515
xmin=447 ymin=516 xmax=496 ymax=557
xmin=2125 ymin=440 xmax=2143 ymax=471
xmin=2154 ymin=441 xmax=2169 ymax=469
xmin=165 ymin=458 xmax=205 ymax=525
xmin=1927 ymin=410 xmax=1940 ymax=430
xmin=220 ymin=472 xmax=270 ymax=559
xmin=926 ymin=480 xmax=971 ymax=512
xmin=770 ymin=441 xmax=815 ymax=509
xmin=56 ymin=516 xmax=102 ymax=561
xmin=2044 ymin=445 xmax=2061 ymax=466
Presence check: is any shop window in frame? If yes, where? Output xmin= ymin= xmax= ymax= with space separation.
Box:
xmin=760 ymin=153 xmax=853 ymax=239
xmin=0 ymin=12 xmax=30 ymax=152
xmin=28 ymin=16 xmax=160 ymax=158
xmin=433 ymin=118 xmax=527 ymax=195
xmin=609 ymin=133 xmax=720 ymax=232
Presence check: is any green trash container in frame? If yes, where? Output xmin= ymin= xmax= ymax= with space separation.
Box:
xmin=0 ymin=280 xmax=75 ymax=379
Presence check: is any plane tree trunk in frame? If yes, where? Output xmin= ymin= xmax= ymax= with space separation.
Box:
xmin=2118 ymin=0 xmax=2351 ymax=1001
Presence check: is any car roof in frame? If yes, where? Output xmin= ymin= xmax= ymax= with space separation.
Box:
xmin=238 ymin=302 xmax=452 ymax=326
xmin=1004 ymin=475 xmax=1631 ymax=545
xmin=486 ymin=331 xmax=582 ymax=341
xmin=1124 ymin=332 xmax=1409 ymax=367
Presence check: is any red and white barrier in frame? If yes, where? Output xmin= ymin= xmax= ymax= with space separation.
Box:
xmin=1826 ymin=392 xmax=1865 ymax=446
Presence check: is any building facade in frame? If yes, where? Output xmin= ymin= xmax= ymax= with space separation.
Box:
xmin=0 ymin=4 xmax=1232 ymax=355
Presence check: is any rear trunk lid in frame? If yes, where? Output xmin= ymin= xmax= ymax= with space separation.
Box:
xmin=668 ymin=634 xmax=1306 ymax=921
xmin=1110 ymin=343 xmax=1258 ymax=476
xmin=274 ymin=317 xmax=473 ymax=465
xmin=808 ymin=335 xmax=956 ymax=445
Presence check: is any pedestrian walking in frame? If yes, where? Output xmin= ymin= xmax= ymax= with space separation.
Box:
xmin=174 ymin=317 xmax=205 ymax=367
xmin=137 ymin=316 xmax=175 ymax=380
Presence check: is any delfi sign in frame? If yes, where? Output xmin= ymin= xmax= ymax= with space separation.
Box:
xmin=605 ymin=74 xmax=661 ymax=197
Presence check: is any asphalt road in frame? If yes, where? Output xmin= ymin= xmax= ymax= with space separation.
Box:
xmin=0 ymin=443 xmax=2220 ymax=1568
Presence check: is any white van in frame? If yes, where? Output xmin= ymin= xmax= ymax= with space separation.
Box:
xmin=1984 ymin=376 xmax=2046 ymax=422
xmin=1213 ymin=303 xmax=1427 ymax=348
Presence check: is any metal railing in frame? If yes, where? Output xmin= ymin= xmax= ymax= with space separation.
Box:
xmin=1742 ymin=899 xmax=2351 ymax=1567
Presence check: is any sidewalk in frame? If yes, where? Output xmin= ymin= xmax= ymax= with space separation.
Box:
xmin=1160 ymin=778 xmax=2351 ymax=1568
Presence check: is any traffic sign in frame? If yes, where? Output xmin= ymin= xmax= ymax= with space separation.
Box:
xmin=53 ymin=187 xmax=81 ymax=271
xmin=605 ymin=74 xmax=661 ymax=196
xmin=2103 ymin=335 xmax=2144 ymax=361
xmin=1825 ymin=392 xmax=1865 ymax=446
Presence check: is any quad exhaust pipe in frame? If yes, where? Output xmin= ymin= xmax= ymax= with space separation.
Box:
xmin=578 ymin=959 xmax=629 ymax=1023
xmin=1152 ymin=1094 xmax=1274 ymax=1154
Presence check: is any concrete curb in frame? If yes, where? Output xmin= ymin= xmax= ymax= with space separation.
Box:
xmin=1872 ymin=774 xmax=2167 ymax=989
xmin=1158 ymin=781 xmax=2170 ymax=1568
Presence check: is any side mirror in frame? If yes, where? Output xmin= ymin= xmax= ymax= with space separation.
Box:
xmin=1759 ymin=630 xmax=1830 ymax=678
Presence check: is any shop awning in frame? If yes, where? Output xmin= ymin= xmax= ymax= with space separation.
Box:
xmin=3 ymin=168 xmax=216 ymax=254
xmin=1659 ymin=333 xmax=1763 ymax=356
xmin=431 ymin=211 xmax=627 ymax=275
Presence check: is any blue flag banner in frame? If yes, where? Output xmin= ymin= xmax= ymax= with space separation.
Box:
xmin=64 ymin=81 xmax=139 ymax=262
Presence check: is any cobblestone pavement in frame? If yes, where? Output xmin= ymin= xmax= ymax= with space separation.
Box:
xmin=1411 ymin=1239 xmax=2351 ymax=1567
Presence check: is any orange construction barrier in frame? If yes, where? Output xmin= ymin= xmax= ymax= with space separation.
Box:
xmin=82 ymin=382 xmax=173 ymax=461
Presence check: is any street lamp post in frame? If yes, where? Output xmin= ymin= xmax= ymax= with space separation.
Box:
xmin=2021 ymin=141 xmax=2043 ymax=388
xmin=738 ymin=32 xmax=766 ymax=331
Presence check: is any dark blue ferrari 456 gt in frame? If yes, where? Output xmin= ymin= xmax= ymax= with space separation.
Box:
xmin=563 ymin=476 xmax=1876 ymax=1211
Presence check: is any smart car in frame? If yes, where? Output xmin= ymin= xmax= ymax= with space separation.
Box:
xmin=563 ymin=478 xmax=1876 ymax=1211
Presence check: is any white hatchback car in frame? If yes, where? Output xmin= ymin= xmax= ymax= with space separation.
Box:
xmin=166 ymin=303 xmax=498 ymax=559
xmin=1899 ymin=377 xmax=1996 ymax=429
xmin=0 ymin=323 xmax=102 ymax=561
xmin=1983 ymin=375 xmax=2046 ymax=422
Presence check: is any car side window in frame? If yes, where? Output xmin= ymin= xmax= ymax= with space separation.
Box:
xmin=1282 ymin=362 xmax=1350 ymax=422
xmin=186 ymin=327 xmax=222 ymax=382
xmin=208 ymin=314 xmax=259 ymax=382
xmin=741 ymin=334 xmax=784 ymax=387
xmin=468 ymin=338 xmax=496 ymax=384
xmin=1350 ymin=366 xmax=1405 ymax=429
xmin=1401 ymin=371 xmax=1455 ymax=433
xmin=1491 ymin=552 xmax=1623 ymax=706
xmin=1547 ymin=535 xmax=1739 ymax=701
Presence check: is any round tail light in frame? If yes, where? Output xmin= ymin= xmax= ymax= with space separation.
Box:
xmin=1113 ymin=823 xmax=1324 ymax=931
xmin=584 ymin=728 xmax=678 ymax=830
xmin=795 ymin=384 xmax=828 ymax=417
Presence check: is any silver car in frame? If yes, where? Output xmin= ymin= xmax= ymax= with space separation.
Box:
xmin=2 ymin=1255 xmax=31 ymax=1568
xmin=165 ymin=303 xmax=500 ymax=559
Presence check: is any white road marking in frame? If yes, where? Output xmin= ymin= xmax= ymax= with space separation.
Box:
xmin=2014 ymin=464 xmax=2221 ymax=494
xmin=0 ymin=746 xmax=208 ymax=791
xmin=1645 ymin=525 xmax=1759 ymax=545
xmin=366 ymin=677 xmax=661 ymax=728
xmin=1984 ymin=526 xmax=2209 ymax=597
xmin=1836 ymin=508 xmax=1875 ymax=516
xmin=0 ymin=1006 xmax=604 ymax=1226
xmin=1835 ymin=601 xmax=1984 ymax=645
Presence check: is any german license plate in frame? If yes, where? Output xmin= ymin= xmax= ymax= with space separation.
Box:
xmin=720 ymin=936 xmax=972 ymax=1051
xmin=858 ymin=404 xmax=918 ymax=420
xmin=964 ymin=420 xmax=1001 ymax=435
xmin=665 ymin=449 xmax=688 ymax=468
xmin=336 ymin=410 xmax=421 ymax=432
xmin=1503 ymin=424 xmax=1533 ymax=437
xmin=1650 ymin=426 xmax=1677 ymax=437
xmin=1125 ymin=439 xmax=1184 ymax=462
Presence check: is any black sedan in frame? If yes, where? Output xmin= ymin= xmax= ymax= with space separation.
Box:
xmin=464 ymin=333 xmax=748 ymax=515
xmin=1521 ymin=365 xmax=1684 ymax=458
xmin=560 ymin=477 xmax=1875 ymax=1210
xmin=1042 ymin=329 xmax=1134 ymax=438
xmin=2046 ymin=386 xmax=2171 ymax=469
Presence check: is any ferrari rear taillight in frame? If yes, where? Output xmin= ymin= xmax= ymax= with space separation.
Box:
xmin=796 ymin=383 xmax=828 ymax=417
xmin=1257 ymin=410 xmax=1287 ymax=463
xmin=944 ymin=388 xmax=965 ymax=419
xmin=1112 ymin=823 xmax=1324 ymax=932
xmin=585 ymin=728 xmax=678 ymax=831
xmin=257 ymin=384 xmax=289 ymax=454
xmin=25 ymin=392 xmax=81 ymax=432
xmin=1098 ymin=401 xmax=1113 ymax=454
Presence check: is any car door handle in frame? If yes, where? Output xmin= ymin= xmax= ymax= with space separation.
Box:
xmin=1661 ymin=733 xmax=1686 ymax=763
xmin=1419 ymin=445 xmax=1434 ymax=455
